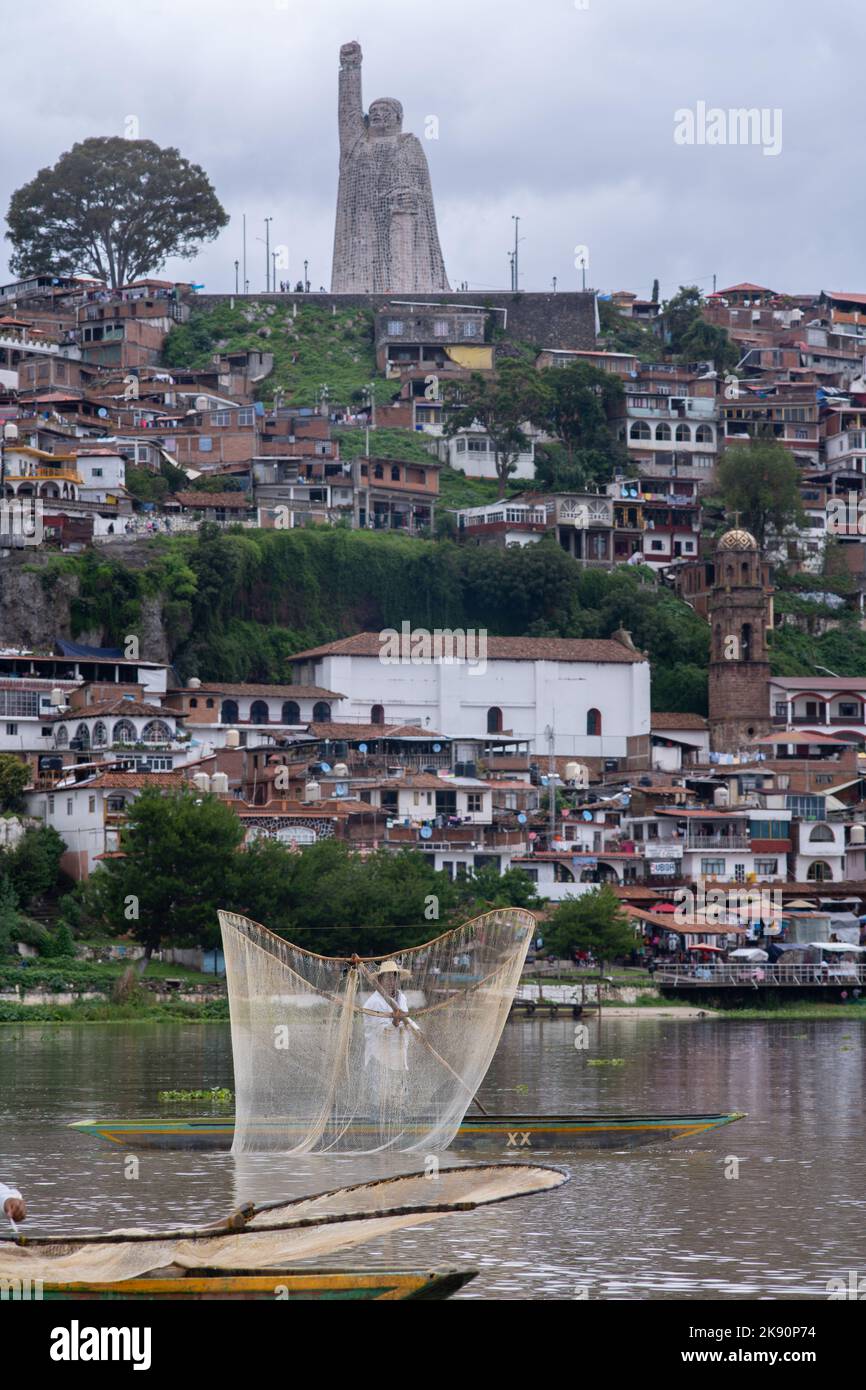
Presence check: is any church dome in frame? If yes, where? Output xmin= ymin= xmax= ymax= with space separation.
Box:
xmin=717 ymin=527 xmax=758 ymax=551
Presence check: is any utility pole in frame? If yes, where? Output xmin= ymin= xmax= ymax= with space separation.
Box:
xmin=272 ymin=250 xmax=278 ymax=292
xmin=304 ymin=259 xmax=309 ymax=292
xmin=544 ymin=724 xmax=556 ymax=847
xmin=512 ymin=215 xmax=520 ymax=292
xmin=264 ymin=216 xmax=273 ymax=292
xmin=234 ymin=260 xmax=239 ymax=294
xmin=552 ymin=275 xmax=557 ymax=293
xmin=242 ymin=214 xmax=247 ymax=296
xmin=508 ymin=251 xmax=515 ymax=291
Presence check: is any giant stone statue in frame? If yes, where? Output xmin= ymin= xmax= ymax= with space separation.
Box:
xmin=331 ymin=41 xmax=450 ymax=294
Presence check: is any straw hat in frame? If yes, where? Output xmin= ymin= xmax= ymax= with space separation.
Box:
xmin=376 ymin=959 xmax=410 ymax=976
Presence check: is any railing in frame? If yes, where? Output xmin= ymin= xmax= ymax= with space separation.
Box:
xmin=685 ymin=835 xmax=752 ymax=849
xmin=655 ymin=962 xmax=866 ymax=987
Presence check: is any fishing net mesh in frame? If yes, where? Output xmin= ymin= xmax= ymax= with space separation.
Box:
xmin=0 ymin=1165 xmax=566 ymax=1284
xmin=218 ymin=907 xmax=535 ymax=1154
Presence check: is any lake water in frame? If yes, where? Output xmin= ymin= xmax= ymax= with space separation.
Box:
xmin=1 ymin=1015 xmax=864 ymax=1300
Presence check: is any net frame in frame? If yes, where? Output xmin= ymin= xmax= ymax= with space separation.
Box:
xmin=218 ymin=907 xmax=536 ymax=1155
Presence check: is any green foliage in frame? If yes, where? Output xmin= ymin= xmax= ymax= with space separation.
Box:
xmin=86 ymin=788 xmax=246 ymax=955
xmin=158 ymin=1087 xmax=233 ymax=1102
xmin=125 ymin=455 xmax=187 ymax=504
xmin=3 ymin=826 xmax=66 ymax=908
xmin=597 ymin=299 xmax=664 ymax=360
xmin=0 ymin=756 xmax=30 ymax=812
xmin=662 ymin=285 xmax=738 ymax=369
xmin=163 ymin=302 xmax=377 ymax=408
xmin=444 ymin=362 xmax=551 ymax=497
xmin=545 ymin=886 xmax=636 ymax=964
xmin=336 ymin=427 xmax=435 ymax=464
xmin=452 ymin=865 xmax=539 ymax=915
xmin=7 ymin=136 xmax=228 ymax=287
xmin=537 ymin=361 xmax=626 ymax=482
xmin=716 ymin=440 xmax=806 ymax=547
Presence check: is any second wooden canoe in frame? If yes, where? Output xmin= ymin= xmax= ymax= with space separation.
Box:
xmin=28 ymin=1266 xmax=475 ymax=1301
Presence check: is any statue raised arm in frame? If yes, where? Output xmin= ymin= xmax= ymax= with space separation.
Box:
xmin=338 ymin=41 xmax=364 ymax=155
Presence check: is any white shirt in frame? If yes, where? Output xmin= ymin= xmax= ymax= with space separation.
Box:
xmin=363 ymin=988 xmax=416 ymax=1071
xmin=0 ymin=1182 xmax=22 ymax=1206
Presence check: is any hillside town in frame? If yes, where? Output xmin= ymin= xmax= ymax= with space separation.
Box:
xmin=1 ymin=270 xmax=866 ymax=983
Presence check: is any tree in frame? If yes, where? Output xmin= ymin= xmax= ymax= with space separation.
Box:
xmin=0 ymin=755 xmax=30 ymax=812
xmin=6 ymin=137 xmax=228 ymax=288
xmin=453 ymin=864 xmax=538 ymax=916
xmin=0 ymin=876 xmax=18 ymax=955
xmin=444 ymin=362 xmax=550 ymax=498
xmin=4 ymin=825 xmax=66 ymax=907
xmin=93 ymin=788 xmax=245 ymax=957
xmin=716 ymin=440 xmax=805 ymax=548
xmin=545 ymin=886 xmax=635 ymax=969
xmin=537 ymin=360 xmax=628 ymax=485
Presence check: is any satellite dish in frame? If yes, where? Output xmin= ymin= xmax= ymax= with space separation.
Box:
xmin=432 ymin=743 xmax=441 ymax=753
xmin=97 ymin=407 xmax=109 ymax=418
xmin=358 ymin=743 xmax=368 ymax=753
xmin=517 ymin=813 xmax=527 ymax=824
xmin=319 ymin=761 xmax=332 ymax=773
xmin=420 ymin=825 xmax=433 ymax=839
xmin=620 ymin=793 xmax=630 ymax=806
xmin=582 ymin=810 xmax=593 ymax=822
xmin=541 ymin=775 xmax=549 ymax=786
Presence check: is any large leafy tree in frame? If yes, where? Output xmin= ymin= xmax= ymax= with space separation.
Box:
xmin=6 ymin=137 xmax=228 ymax=288
xmin=90 ymin=788 xmax=245 ymax=957
xmin=535 ymin=360 xmax=629 ymax=488
xmin=716 ymin=440 xmax=805 ymax=548
xmin=445 ymin=362 xmax=551 ymax=498
xmin=545 ymin=885 xmax=635 ymax=969
xmin=0 ymin=754 xmax=30 ymax=812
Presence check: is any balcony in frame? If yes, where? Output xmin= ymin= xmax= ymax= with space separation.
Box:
xmin=685 ymin=835 xmax=752 ymax=850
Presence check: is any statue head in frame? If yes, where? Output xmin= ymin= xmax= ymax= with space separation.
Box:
xmin=368 ymin=98 xmax=403 ymax=137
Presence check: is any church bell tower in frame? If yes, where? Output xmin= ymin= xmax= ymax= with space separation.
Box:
xmin=708 ymin=527 xmax=772 ymax=753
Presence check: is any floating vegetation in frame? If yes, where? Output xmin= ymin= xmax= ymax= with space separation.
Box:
xmin=158 ymin=1087 xmax=233 ymax=1103
xmin=586 ymin=1058 xmax=625 ymax=1067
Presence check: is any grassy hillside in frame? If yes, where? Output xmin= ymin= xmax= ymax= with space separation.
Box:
xmin=163 ymin=301 xmax=379 ymax=408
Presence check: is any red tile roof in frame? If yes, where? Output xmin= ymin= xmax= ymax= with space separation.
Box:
xmin=651 ymin=712 xmax=709 ymax=731
xmin=291 ymin=632 xmax=645 ymax=664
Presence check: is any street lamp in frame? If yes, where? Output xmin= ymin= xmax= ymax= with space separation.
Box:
xmin=234 ymin=260 xmax=239 ymax=294
xmin=264 ymin=217 xmax=273 ymax=292
xmin=304 ymin=259 xmax=309 ymax=293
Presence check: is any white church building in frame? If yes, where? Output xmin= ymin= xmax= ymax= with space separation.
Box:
xmin=291 ymin=630 xmax=651 ymax=767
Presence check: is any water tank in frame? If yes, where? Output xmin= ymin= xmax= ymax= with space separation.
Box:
xmin=187 ymin=677 xmax=202 ymax=689
xmin=565 ymin=761 xmax=589 ymax=787
xmin=211 ymin=772 xmax=229 ymax=794
xmin=225 ymin=728 xmax=240 ymax=748
xmin=333 ymin=762 xmax=349 ymax=777
xmin=714 ymin=786 xmax=730 ymax=807
xmin=192 ymin=773 xmax=211 ymax=794
xmin=304 ymin=780 xmax=321 ymax=802
xmin=850 ymin=824 xmax=866 ymax=844
xmin=50 ymin=687 xmax=64 ymax=707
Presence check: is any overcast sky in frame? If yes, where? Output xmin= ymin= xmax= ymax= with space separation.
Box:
xmin=2 ymin=0 xmax=861 ymax=300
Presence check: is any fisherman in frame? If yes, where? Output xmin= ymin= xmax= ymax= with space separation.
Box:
xmin=0 ymin=1180 xmax=26 ymax=1224
xmin=362 ymin=960 xmax=416 ymax=1075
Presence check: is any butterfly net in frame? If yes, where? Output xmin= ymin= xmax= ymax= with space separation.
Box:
xmin=218 ymin=907 xmax=536 ymax=1154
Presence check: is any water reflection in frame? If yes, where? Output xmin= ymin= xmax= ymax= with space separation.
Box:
xmin=0 ymin=1016 xmax=863 ymax=1299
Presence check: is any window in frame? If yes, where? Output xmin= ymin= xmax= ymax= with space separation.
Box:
xmin=807 ymin=860 xmax=833 ymax=881
xmin=433 ymin=319 xmax=449 ymax=336
xmin=210 ymin=411 xmax=230 ymax=426
xmin=463 ymin=321 xmax=478 ymax=337
xmin=755 ymin=859 xmax=778 ymax=875
xmin=88 ymin=796 xmax=96 ymax=814
xmin=48 ymin=796 xmax=54 ymax=813
xmin=675 ymin=423 xmax=691 ymax=442
xmin=695 ymin=424 xmax=713 ymax=443
xmin=92 ymin=467 xmax=103 ymax=478
xmin=313 ymin=701 xmax=331 ymax=722
xmin=650 ymin=539 xmax=664 ymax=551
xmin=630 ymin=421 xmax=651 ymax=440
xmin=141 ymin=719 xmax=172 ymax=744
xmin=391 ymin=465 xmax=401 ymax=481
xmin=701 ymin=859 xmax=725 ymax=875
xmin=586 ymin=708 xmax=602 ymax=736
xmin=487 ymin=707 xmax=503 ymax=734
xmin=281 ymin=701 xmax=300 ymax=724
xmin=467 ymin=793 xmax=483 ymax=813
xmin=5 ymin=724 xmax=15 ymax=736
xmin=0 ymin=690 xmax=39 ymax=717
xmin=455 ymin=438 xmax=466 ymax=453
xmin=189 ymin=697 xmax=198 ymax=709
xmin=198 ymin=437 xmax=212 ymax=452
xmin=238 ymin=408 xmax=254 ymax=426
xmin=55 ymin=725 xmax=68 ymax=748
xmin=838 ymin=701 xmax=860 ymax=718
xmin=786 ymin=794 xmax=825 ymax=820
xmin=250 ymin=700 xmax=269 ymax=724
xmin=655 ymin=422 xmax=671 ymax=441
xmin=92 ymin=721 xmax=107 ymax=748
xmin=774 ymin=702 xmax=787 ymax=718
xmin=387 ymin=320 xmax=404 ymax=336
xmin=750 ymin=820 xmax=789 ymax=839
xmin=113 ymin=719 xmax=136 ymax=745
xmin=734 ymin=864 xmax=746 ymax=883
xmin=809 ymin=822 xmax=834 ymax=842
xmin=221 ymin=700 xmax=239 ymax=724
xmin=66 ymin=798 xmax=73 ymax=816
xmin=373 ymin=464 xmax=384 ymax=479
xmin=206 ymin=698 xmax=215 ymax=709
xmin=371 ymin=704 xmax=385 ymax=725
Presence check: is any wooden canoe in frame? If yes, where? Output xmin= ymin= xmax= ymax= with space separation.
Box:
xmin=29 ymin=1267 xmax=475 ymax=1301
xmin=70 ymin=1112 xmax=744 ymax=1152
